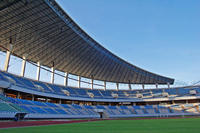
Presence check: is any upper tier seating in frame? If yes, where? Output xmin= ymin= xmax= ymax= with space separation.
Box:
xmin=0 ymin=71 xmax=200 ymax=102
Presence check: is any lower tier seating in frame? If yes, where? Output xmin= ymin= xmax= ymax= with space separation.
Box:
xmin=0 ymin=94 xmax=27 ymax=118
xmin=0 ymin=94 xmax=200 ymax=119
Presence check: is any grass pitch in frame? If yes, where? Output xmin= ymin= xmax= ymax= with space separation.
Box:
xmin=1 ymin=118 xmax=200 ymax=133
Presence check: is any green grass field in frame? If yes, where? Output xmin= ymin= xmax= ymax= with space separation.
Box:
xmin=1 ymin=118 xmax=200 ymax=133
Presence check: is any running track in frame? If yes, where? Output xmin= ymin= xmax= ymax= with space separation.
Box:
xmin=0 ymin=117 xmax=198 ymax=129
xmin=0 ymin=119 xmax=100 ymax=129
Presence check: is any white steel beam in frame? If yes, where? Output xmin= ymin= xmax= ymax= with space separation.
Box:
xmin=78 ymin=76 xmax=81 ymax=88
xmin=104 ymin=81 xmax=106 ymax=90
xmin=91 ymin=79 xmax=94 ymax=89
xmin=4 ymin=51 xmax=11 ymax=72
xmin=64 ymin=72 xmax=68 ymax=86
xmin=155 ymin=83 xmax=158 ymax=89
xmin=128 ymin=84 xmax=132 ymax=90
xmin=36 ymin=62 xmax=41 ymax=81
xmin=51 ymin=67 xmax=55 ymax=84
xmin=167 ymin=82 xmax=170 ymax=89
xmin=116 ymin=83 xmax=119 ymax=91
xmin=142 ymin=84 xmax=145 ymax=90
xmin=20 ymin=56 xmax=27 ymax=77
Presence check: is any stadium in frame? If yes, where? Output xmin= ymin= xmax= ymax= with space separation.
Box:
xmin=0 ymin=0 xmax=200 ymax=132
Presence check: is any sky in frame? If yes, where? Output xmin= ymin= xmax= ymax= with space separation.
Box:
xmin=56 ymin=0 xmax=200 ymax=85
xmin=1 ymin=0 xmax=200 ymax=89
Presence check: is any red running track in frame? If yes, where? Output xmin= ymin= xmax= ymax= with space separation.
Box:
xmin=0 ymin=119 xmax=100 ymax=129
xmin=0 ymin=116 xmax=198 ymax=129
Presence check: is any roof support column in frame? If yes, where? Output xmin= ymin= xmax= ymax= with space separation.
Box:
xmin=116 ymin=83 xmax=119 ymax=91
xmin=0 ymin=88 xmax=4 ymax=95
xmin=36 ymin=62 xmax=41 ymax=81
xmin=32 ymin=94 xmax=34 ymax=101
xmin=4 ymin=42 xmax=13 ymax=72
xmin=104 ymin=81 xmax=106 ymax=90
xmin=91 ymin=79 xmax=94 ymax=89
xmin=142 ymin=84 xmax=145 ymax=90
xmin=51 ymin=67 xmax=55 ymax=84
xmin=64 ymin=72 xmax=68 ymax=86
xmin=167 ymin=82 xmax=170 ymax=89
xmin=20 ymin=55 xmax=27 ymax=77
xmin=128 ymin=80 xmax=132 ymax=90
xmin=155 ymin=83 xmax=158 ymax=89
xmin=17 ymin=92 xmax=20 ymax=99
xmin=78 ymin=76 xmax=81 ymax=88
xmin=128 ymin=84 xmax=132 ymax=90
xmin=4 ymin=51 xmax=11 ymax=72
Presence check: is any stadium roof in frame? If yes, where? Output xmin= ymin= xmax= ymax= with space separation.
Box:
xmin=0 ymin=0 xmax=174 ymax=84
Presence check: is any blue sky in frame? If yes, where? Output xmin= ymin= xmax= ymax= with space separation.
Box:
xmin=1 ymin=0 xmax=199 ymax=89
xmin=56 ymin=0 xmax=200 ymax=85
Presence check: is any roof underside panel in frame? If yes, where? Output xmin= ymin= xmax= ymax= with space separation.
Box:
xmin=0 ymin=0 xmax=174 ymax=84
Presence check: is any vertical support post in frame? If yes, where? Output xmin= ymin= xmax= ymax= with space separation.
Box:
xmin=36 ymin=62 xmax=41 ymax=81
xmin=59 ymin=99 xmax=62 ymax=104
xmin=116 ymin=83 xmax=119 ymax=91
xmin=78 ymin=76 xmax=81 ymax=88
xmin=128 ymin=84 xmax=132 ymax=90
xmin=51 ymin=67 xmax=55 ymax=84
xmin=32 ymin=94 xmax=34 ymax=101
xmin=155 ymin=83 xmax=158 ymax=89
xmin=91 ymin=79 xmax=94 ymax=89
xmin=142 ymin=84 xmax=145 ymax=90
xmin=17 ymin=92 xmax=20 ymax=99
xmin=104 ymin=81 xmax=106 ymax=90
xmin=167 ymin=82 xmax=170 ymax=89
xmin=128 ymin=80 xmax=132 ymax=90
xmin=4 ymin=43 xmax=13 ymax=72
xmin=0 ymin=88 xmax=4 ymax=94
xmin=20 ymin=56 xmax=27 ymax=77
xmin=4 ymin=51 xmax=11 ymax=72
xmin=64 ymin=72 xmax=68 ymax=86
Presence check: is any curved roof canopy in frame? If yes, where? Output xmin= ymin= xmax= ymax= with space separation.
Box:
xmin=0 ymin=0 xmax=174 ymax=84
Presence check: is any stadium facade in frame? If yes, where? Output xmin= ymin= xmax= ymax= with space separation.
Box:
xmin=0 ymin=0 xmax=199 ymax=120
